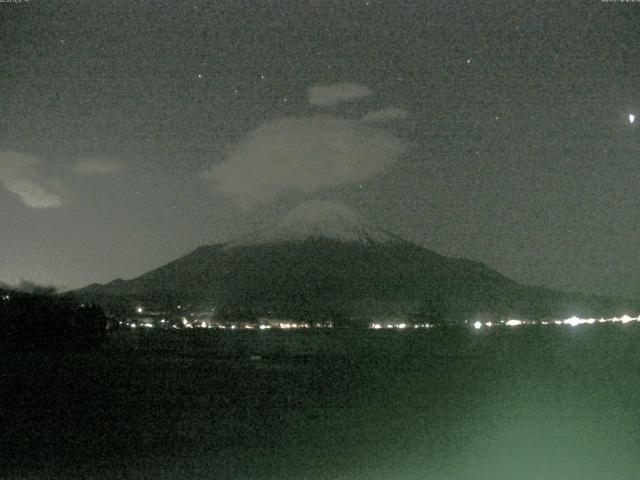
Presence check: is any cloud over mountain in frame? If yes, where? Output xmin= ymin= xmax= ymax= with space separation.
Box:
xmin=202 ymin=115 xmax=408 ymax=208
xmin=73 ymin=158 xmax=122 ymax=175
xmin=0 ymin=151 xmax=63 ymax=208
xmin=308 ymin=83 xmax=372 ymax=106
xmin=362 ymin=107 xmax=410 ymax=123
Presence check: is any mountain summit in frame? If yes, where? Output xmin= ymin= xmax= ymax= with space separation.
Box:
xmin=228 ymin=200 xmax=400 ymax=246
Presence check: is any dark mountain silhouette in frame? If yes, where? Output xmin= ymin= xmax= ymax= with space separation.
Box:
xmin=75 ymin=201 xmax=636 ymax=324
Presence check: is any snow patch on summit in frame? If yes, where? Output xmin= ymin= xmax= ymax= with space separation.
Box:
xmin=228 ymin=200 xmax=400 ymax=246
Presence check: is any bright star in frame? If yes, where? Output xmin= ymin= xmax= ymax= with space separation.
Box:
xmin=629 ymin=114 xmax=636 ymax=124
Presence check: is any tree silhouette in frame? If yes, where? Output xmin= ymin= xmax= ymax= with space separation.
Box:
xmin=0 ymin=289 xmax=108 ymax=350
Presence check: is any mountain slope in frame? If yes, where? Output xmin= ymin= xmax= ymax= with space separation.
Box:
xmin=75 ymin=201 xmax=635 ymax=323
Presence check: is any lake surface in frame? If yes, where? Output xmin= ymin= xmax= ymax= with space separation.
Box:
xmin=2 ymin=326 xmax=640 ymax=479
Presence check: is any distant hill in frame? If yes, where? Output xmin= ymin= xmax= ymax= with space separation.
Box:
xmin=75 ymin=200 xmax=637 ymax=324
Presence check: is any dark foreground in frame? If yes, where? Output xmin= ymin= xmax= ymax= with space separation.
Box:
xmin=2 ymin=326 xmax=640 ymax=480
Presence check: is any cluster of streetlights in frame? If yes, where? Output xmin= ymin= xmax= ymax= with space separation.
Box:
xmin=472 ymin=315 xmax=640 ymax=330
xmin=369 ymin=323 xmax=432 ymax=330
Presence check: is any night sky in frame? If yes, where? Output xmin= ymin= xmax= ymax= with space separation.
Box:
xmin=1 ymin=1 xmax=639 ymax=297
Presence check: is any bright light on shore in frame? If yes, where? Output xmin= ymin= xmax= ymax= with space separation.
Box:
xmin=563 ymin=316 xmax=595 ymax=327
xmin=564 ymin=316 xmax=582 ymax=327
xmin=121 ymin=310 xmax=640 ymax=333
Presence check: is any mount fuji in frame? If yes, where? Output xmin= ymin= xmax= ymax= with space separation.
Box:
xmin=75 ymin=201 xmax=633 ymax=324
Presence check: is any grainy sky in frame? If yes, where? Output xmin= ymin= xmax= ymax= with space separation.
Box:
xmin=1 ymin=0 xmax=639 ymax=297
